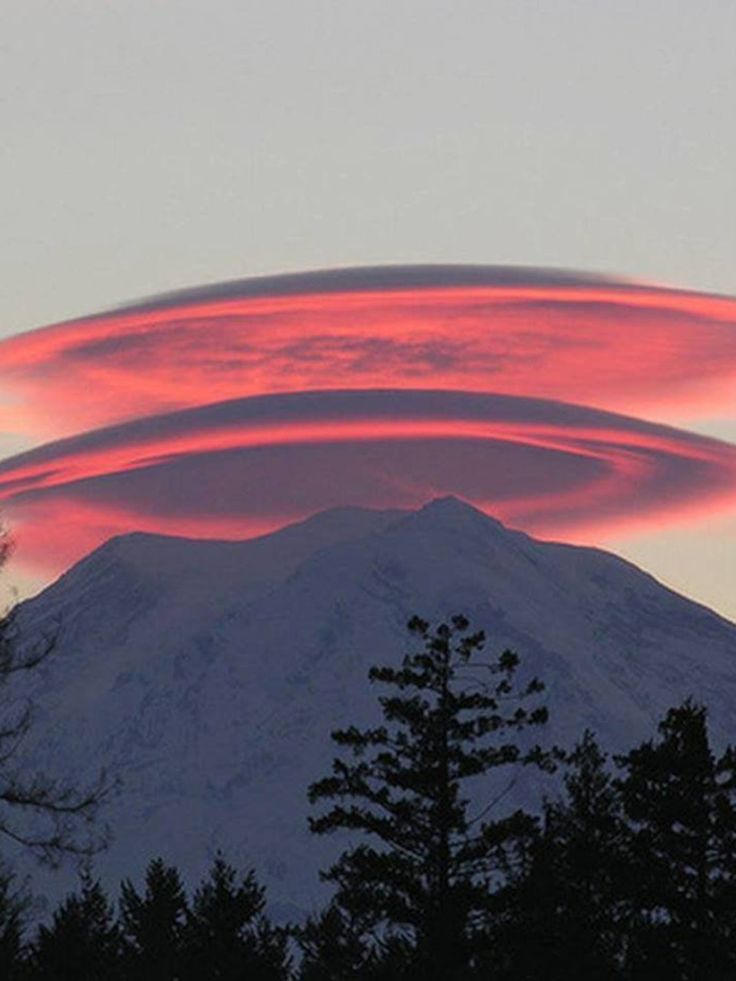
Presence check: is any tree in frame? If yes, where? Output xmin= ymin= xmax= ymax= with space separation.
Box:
xmin=307 ymin=614 xmax=556 ymax=979
xmin=31 ymin=871 xmax=120 ymax=981
xmin=617 ymin=700 xmax=736 ymax=980
xmin=298 ymin=905 xmax=375 ymax=981
xmin=119 ymin=857 xmax=188 ymax=981
xmin=181 ymin=852 xmax=290 ymax=980
xmin=0 ymin=860 xmax=31 ymax=979
xmin=297 ymin=903 xmax=416 ymax=980
xmin=489 ymin=731 xmax=632 ymax=980
xmin=0 ymin=526 xmax=108 ymax=864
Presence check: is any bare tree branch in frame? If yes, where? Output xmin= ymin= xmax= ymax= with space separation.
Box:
xmin=0 ymin=529 xmax=111 ymax=865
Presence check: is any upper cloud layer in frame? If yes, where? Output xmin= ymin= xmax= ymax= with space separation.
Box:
xmin=1 ymin=265 xmax=735 ymax=439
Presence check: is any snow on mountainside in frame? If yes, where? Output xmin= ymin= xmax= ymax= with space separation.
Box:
xmin=7 ymin=498 xmax=736 ymax=918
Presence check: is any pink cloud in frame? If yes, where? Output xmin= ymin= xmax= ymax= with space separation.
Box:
xmin=0 ymin=266 xmax=734 ymax=441
xmin=1 ymin=389 xmax=734 ymax=576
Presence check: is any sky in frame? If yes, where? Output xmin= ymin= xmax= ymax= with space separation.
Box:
xmin=1 ymin=1 xmax=735 ymax=618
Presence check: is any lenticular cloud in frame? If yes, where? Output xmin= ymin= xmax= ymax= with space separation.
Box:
xmin=1 ymin=265 xmax=735 ymax=576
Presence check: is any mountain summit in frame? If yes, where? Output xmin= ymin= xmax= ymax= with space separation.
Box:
xmin=9 ymin=499 xmax=736 ymax=916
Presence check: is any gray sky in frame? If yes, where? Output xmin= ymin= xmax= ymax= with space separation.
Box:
xmin=2 ymin=0 xmax=735 ymax=336
xmin=1 ymin=0 xmax=735 ymax=618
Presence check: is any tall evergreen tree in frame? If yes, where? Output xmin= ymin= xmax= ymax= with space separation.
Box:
xmin=181 ymin=852 xmax=290 ymax=981
xmin=617 ymin=700 xmax=736 ymax=981
xmin=119 ymin=857 xmax=187 ymax=981
xmin=31 ymin=871 xmax=120 ymax=981
xmin=308 ymin=614 xmax=555 ymax=979
xmin=489 ymin=730 xmax=631 ymax=980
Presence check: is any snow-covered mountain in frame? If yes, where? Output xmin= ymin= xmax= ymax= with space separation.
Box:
xmin=7 ymin=498 xmax=736 ymax=917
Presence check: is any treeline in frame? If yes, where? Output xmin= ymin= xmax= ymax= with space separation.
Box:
xmin=3 ymin=615 xmax=736 ymax=980
xmin=0 ymin=854 xmax=289 ymax=980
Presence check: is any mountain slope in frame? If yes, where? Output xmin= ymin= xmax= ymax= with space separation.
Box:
xmin=7 ymin=498 xmax=736 ymax=917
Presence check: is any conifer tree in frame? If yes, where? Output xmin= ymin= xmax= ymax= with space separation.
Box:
xmin=489 ymin=731 xmax=631 ymax=980
xmin=298 ymin=903 xmax=397 ymax=981
xmin=0 ymin=862 xmax=30 ymax=980
xmin=298 ymin=902 xmax=422 ymax=981
xmin=181 ymin=852 xmax=290 ymax=980
xmin=308 ymin=614 xmax=555 ymax=979
xmin=298 ymin=905 xmax=364 ymax=979
xmin=616 ymin=700 xmax=736 ymax=980
xmin=119 ymin=857 xmax=187 ymax=981
xmin=32 ymin=871 xmax=120 ymax=981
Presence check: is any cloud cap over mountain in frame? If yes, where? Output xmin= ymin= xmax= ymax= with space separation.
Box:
xmin=1 ymin=389 xmax=735 ymax=575
xmin=0 ymin=264 xmax=734 ymax=583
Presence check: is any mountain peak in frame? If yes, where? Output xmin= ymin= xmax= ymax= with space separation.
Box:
xmin=413 ymin=496 xmax=510 ymax=533
xmin=419 ymin=494 xmax=477 ymax=513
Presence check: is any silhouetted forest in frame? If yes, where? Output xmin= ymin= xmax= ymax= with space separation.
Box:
xmin=2 ymin=615 xmax=736 ymax=980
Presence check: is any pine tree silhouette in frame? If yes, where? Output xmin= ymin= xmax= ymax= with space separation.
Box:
xmin=308 ymin=614 xmax=556 ymax=979
xmin=0 ymin=862 xmax=30 ymax=980
xmin=297 ymin=904 xmax=380 ymax=980
xmin=489 ymin=730 xmax=631 ymax=980
xmin=119 ymin=857 xmax=187 ymax=981
xmin=181 ymin=852 xmax=290 ymax=980
xmin=32 ymin=871 xmax=120 ymax=981
xmin=617 ymin=700 xmax=736 ymax=981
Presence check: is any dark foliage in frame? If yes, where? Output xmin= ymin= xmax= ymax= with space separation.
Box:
xmin=31 ymin=871 xmax=121 ymax=981
xmin=489 ymin=730 xmax=632 ymax=980
xmin=297 ymin=904 xmax=417 ymax=980
xmin=302 ymin=613 xmax=736 ymax=980
xmin=0 ymin=862 xmax=31 ymax=979
xmin=306 ymin=614 xmax=557 ymax=978
xmin=180 ymin=852 xmax=290 ymax=980
xmin=119 ymin=857 xmax=188 ymax=980
xmin=616 ymin=700 xmax=736 ymax=980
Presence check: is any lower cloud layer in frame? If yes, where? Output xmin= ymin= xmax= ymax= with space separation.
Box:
xmin=1 ymin=389 xmax=735 ymax=575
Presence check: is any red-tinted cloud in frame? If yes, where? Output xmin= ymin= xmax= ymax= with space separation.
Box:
xmin=1 ymin=266 xmax=735 ymax=581
xmin=2 ymin=389 xmax=735 ymax=576
xmin=1 ymin=266 xmax=735 ymax=440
